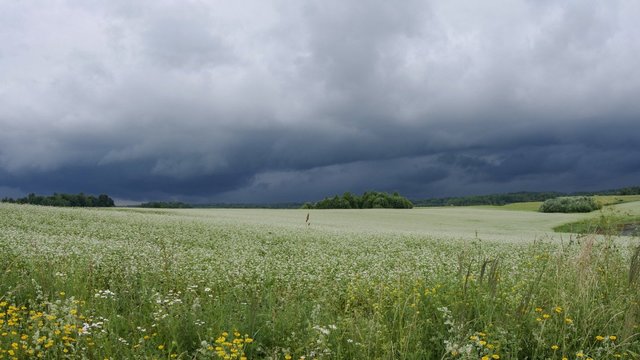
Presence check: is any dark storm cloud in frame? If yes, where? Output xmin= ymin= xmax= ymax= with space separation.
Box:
xmin=1 ymin=0 xmax=640 ymax=202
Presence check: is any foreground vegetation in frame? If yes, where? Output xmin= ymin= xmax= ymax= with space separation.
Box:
xmin=554 ymin=203 xmax=640 ymax=237
xmin=555 ymin=214 xmax=640 ymax=237
xmin=1 ymin=204 xmax=639 ymax=359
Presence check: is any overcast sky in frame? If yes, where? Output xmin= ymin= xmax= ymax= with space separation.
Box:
xmin=1 ymin=0 xmax=640 ymax=203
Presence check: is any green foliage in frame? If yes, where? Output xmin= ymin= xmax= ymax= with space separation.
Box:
xmin=140 ymin=201 xmax=193 ymax=208
xmin=1 ymin=192 xmax=115 ymax=207
xmin=539 ymin=196 xmax=602 ymax=213
xmin=414 ymin=192 xmax=563 ymax=207
xmin=414 ymin=185 xmax=640 ymax=207
xmin=619 ymin=186 xmax=640 ymax=195
xmin=554 ymin=209 xmax=640 ymax=236
xmin=308 ymin=191 xmax=413 ymax=209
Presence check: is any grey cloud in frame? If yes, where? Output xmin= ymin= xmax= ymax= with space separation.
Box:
xmin=141 ymin=8 xmax=235 ymax=68
xmin=1 ymin=1 xmax=639 ymax=202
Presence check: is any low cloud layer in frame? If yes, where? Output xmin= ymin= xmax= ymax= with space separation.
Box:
xmin=1 ymin=1 xmax=640 ymax=203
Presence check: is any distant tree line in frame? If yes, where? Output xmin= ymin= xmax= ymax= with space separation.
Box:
xmin=413 ymin=186 xmax=640 ymax=207
xmin=412 ymin=192 xmax=563 ymax=207
xmin=539 ymin=196 xmax=602 ymax=213
xmin=618 ymin=186 xmax=640 ymax=195
xmin=139 ymin=201 xmax=193 ymax=209
xmin=303 ymin=191 xmax=413 ymax=209
xmin=120 ymin=202 xmax=306 ymax=209
xmin=133 ymin=202 xmax=304 ymax=209
xmin=1 ymin=193 xmax=115 ymax=207
xmin=195 ymin=203 xmax=303 ymax=209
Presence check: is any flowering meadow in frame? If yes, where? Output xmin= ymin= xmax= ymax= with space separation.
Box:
xmin=0 ymin=203 xmax=639 ymax=359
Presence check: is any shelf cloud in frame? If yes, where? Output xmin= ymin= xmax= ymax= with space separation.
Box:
xmin=1 ymin=0 xmax=640 ymax=202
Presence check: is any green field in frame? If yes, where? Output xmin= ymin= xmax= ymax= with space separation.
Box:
xmin=553 ymin=201 xmax=640 ymax=236
xmin=1 ymin=203 xmax=639 ymax=359
xmin=467 ymin=195 xmax=640 ymax=213
xmin=595 ymin=195 xmax=640 ymax=206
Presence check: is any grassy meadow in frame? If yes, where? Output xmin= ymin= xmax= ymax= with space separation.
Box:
xmin=1 ymin=202 xmax=640 ymax=359
xmin=553 ymin=201 xmax=640 ymax=236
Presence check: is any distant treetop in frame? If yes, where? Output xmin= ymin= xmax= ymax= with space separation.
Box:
xmin=538 ymin=196 xmax=602 ymax=213
xmin=1 ymin=193 xmax=115 ymax=207
xmin=303 ymin=191 xmax=413 ymax=209
xmin=139 ymin=201 xmax=193 ymax=209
